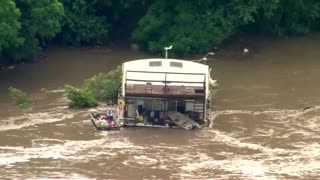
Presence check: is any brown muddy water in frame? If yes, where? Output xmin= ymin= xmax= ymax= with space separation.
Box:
xmin=1 ymin=34 xmax=320 ymax=179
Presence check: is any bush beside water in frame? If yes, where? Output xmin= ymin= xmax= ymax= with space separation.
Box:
xmin=8 ymin=87 xmax=31 ymax=109
xmin=65 ymin=65 xmax=122 ymax=108
xmin=64 ymin=85 xmax=98 ymax=108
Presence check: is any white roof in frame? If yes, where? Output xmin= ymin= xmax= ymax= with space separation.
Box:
xmin=123 ymin=58 xmax=209 ymax=74
xmin=122 ymin=58 xmax=211 ymax=98
xmin=123 ymin=59 xmax=209 ymax=85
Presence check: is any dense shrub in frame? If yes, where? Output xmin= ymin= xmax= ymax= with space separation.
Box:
xmin=83 ymin=65 xmax=122 ymax=100
xmin=65 ymin=65 xmax=122 ymax=108
xmin=64 ymin=85 xmax=98 ymax=108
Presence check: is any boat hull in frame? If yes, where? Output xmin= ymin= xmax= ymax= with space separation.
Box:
xmin=90 ymin=113 xmax=120 ymax=131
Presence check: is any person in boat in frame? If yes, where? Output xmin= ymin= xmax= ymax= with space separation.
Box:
xmin=111 ymin=120 xmax=116 ymax=127
xmin=143 ymin=111 xmax=149 ymax=125
xmin=149 ymin=111 xmax=155 ymax=125
xmin=106 ymin=110 xmax=113 ymax=120
xmin=98 ymin=115 xmax=105 ymax=121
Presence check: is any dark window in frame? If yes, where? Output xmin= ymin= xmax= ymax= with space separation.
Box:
xmin=194 ymin=89 xmax=204 ymax=93
xmin=170 ymin=61 xmax=183 ymax=68
xmin=149 ymin=61 xmax=162 ymax=67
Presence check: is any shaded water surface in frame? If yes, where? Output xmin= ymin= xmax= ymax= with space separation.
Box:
xmin=1 ymin=35 xmax=320 ymax=179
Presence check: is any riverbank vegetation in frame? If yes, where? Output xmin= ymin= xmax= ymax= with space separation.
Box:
xmin=65 ymin=65 xmax=122 ymax=108
xmin=8 ymin=87 xmax=31 ymax=109
xmin=1 ymin=0 xmax=320 ymax=63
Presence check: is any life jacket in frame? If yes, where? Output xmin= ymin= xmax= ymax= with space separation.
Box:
xmin=138 ymin=115 xmax=144 ymax=122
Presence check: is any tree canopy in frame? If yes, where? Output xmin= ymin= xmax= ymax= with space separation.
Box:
xmin=1 ymin=0 xmax=64 ymax=62
xmin=0 ymin=0 xmax=21 ymax=54
xmin=1 ymin=0 xmax=320 ymax=63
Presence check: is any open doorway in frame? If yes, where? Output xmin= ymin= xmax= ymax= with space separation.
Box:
xmin=177 ymin=100 xmax=186 ymax=113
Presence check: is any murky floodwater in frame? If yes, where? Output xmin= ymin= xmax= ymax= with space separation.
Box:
xmin=1 ymin=34 xmax=320 ymax=179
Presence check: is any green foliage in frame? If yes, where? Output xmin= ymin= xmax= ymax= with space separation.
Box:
xmin=132 ymin=0 xmax=262 ymax=56
xmin=4 ymin=36 xmax=41 ymax=61
xmin=8 ymin=87 xmax=31 ymax=109
xmin=253 ymin=0 xmax=320 ymax=35
xmin=83 ymin=65 xmax=122 ymax=100
xmin=64 ymin=65 xmax=122 ymax=108
xmin=132 ymin=0 xmax=320 ymax=56
xmin=2 ymin=0 xmax=64 ymax=63
xmin=56 ymin=0 xmax=148 ymax=45
xmin=0 ymin=0 xmax=22 ymax=54
xmin=64 ymin=85 xmax=98 ymax=108
xmin=57 ymin=0 xmax=108 ymax=45
xmin=2 ymin=0 xmax=320 ymax=63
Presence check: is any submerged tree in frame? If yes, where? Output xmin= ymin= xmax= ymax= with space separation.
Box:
xmin=8 ymin=87 xmax=31 ymax=109
xmin=83 ymin=65 xmax=122 ymax=100
xmin=65 ymin=65 xmax=122 ymax=108
xmin=64 ymin=85 xmax=98 ymax=108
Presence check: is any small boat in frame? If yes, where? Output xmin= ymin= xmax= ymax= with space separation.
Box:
xmin=90 ymin=111 xmax=120 ymax=131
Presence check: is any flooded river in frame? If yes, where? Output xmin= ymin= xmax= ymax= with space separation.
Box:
xmin=1 ymin=34 xmax=320 ymax=179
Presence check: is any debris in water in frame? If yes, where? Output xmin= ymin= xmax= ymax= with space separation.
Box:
xmin=243 ymin=48 xmax=249 ymax=54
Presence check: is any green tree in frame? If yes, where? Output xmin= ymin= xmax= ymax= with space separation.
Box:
xmin=64 ymin=65 xmax=122 ymax=108
xmin=132 ymin=0 xmax=320 ymax=56
xmin=132 ymin=0 xmax=266 ymax=56
xmin=2 ymin=0 xmax=64 ymax=62
xmin=252 ymin=0 xmax=320 ymax=35
xmin=56 ymin=0 xmax=148 ymax=45
xmin=83 ymin=65 xmax=122 ymax=100
xmin=0 ymin=0 xmax=22 ymax=54
xmin=64 ymin=85 xmax=98 ymax=108
xmin=57 ymin=0 xmax=109 ymax=45
xmin=3 ymin=0 xmax=320 ymax=63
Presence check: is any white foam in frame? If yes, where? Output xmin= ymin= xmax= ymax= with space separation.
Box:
xmin=176 ymin=142 xmax=320 ymax=179
xmin=45 ymin=89 xmax=65 ymax=93
xmin=0 ymin=112 xmax=74 ymax=131
xmin=133 ymin=156 xmax=158 ymax=165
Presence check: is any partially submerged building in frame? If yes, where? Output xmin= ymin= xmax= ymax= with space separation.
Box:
xmin=117 ymin=58 xmax=215 ymax=127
